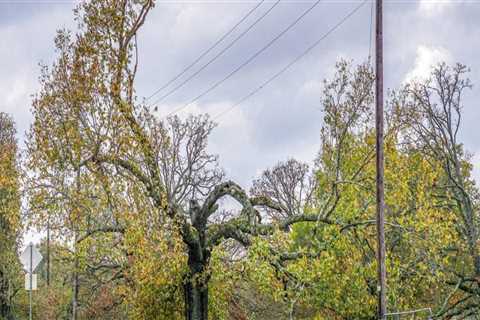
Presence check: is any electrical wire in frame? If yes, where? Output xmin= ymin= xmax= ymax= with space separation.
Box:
xmin=163 ymin=0 xmax=323 ymax=117
xmin=150 ymin=0 xmax=281 ymax=106
xmin=145 ymin=0 xmax=265 ymax=101
xmin=213 ymin=0 xmax=368 ymax=120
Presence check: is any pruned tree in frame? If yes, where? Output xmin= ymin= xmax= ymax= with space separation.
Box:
xmin=24 ymin=2 xmax=480 ymax=316
xmin=27 ymin=2 xmax=378 ymax=319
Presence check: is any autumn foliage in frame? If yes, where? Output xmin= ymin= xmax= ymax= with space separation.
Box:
xmin=0 ymin=0 xmax=478 ymax=319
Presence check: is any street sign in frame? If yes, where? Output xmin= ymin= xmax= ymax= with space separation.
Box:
xmin=24 ymin=274 xmax=37 ymax=291
xmin=20 ymin=244 xmax=43 ymax=272
xmin=21 ymin=243 xmax=42 ymax=320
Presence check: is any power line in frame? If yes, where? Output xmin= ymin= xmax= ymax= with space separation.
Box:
xmin=163 ymin=0 xmax=323 ymax=118
xmin=213 ymin=0 xmax=368 ymax=121
xmin=146 ymin=0 xmax=265 ymax=101
xmin=150 ymin=0 xmax=281 ymax=106
xmin=3 ymin=0 xmax=479 ymax=3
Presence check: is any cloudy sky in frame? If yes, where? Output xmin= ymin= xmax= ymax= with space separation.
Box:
xmin=1 ymin=0 xmax=479 ymax=195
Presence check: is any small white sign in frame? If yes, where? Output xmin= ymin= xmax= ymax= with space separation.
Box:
xmin=19 ymin=244 xmax=43 ymax=272
xmin=25 ymin=274 xmax=37 ymax=291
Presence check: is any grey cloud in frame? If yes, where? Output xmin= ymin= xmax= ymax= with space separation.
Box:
xmin=1 ymin=0 xmax=479 ymax=186
xmin=0 ymin=3 xmax=76 ymax=143
xmin=0 ymin=2 xmax=74 ymax=26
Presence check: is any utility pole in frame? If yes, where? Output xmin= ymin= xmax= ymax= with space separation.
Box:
xmin=29 ymin=243 xmax=33 ymax=320
xmin=375 ymin=0 xmax=387 ymax=319
xmin=46 ymin=218 xmax=50 ymax=286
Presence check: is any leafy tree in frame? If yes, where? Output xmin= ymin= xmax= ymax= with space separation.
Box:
xmin=26 ymin=2 xmax=374 ymax=319
xmin=25 ymin=0 xmax=480 ymax=318
xmin=0 ymin=113 xmax=21 ymax=320
xmin=396 ymin=63 xmax=480 ymax=318
xmin=235 ymin=62 xmax=462 ymax=319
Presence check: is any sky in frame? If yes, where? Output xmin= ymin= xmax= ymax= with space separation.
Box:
xmin=1 ymin=0 xmax=479 ymax=243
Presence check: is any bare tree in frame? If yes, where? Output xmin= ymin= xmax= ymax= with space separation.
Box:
xmin=154 ymin=114 xmax=224 ymax=206
xmin=251 ymin=159 xmax=315 ymax=221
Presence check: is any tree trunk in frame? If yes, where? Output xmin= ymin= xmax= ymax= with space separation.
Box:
xmin=72 ymin=264 xmax=79 ymax=320
xmin=72 ymin=233 xmax=79 ymax=320
xmin=0 ymin=303 xmax=14 ymax=320
xmin=183 ymin=200 xmax=212 ymax=320
xmin=184 ymin=274 xmax=208 ymax=320
xmin=46 ymin=218 xmax=50 ymax=286
xmin=184 ymin=252 xmax=209 ymax=320
xmin=0 ymin=269 xmax=15 ymax=320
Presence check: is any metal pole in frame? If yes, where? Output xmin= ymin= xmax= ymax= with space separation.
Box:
xmin=375 ymin=0 xmax=387 ymax=318
xmin=46 ymin=219 xmax=50 ymax=286
xmin=29 ymin=243 xmax=33 ymax=320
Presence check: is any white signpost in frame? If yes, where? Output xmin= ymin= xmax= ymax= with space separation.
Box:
xmin=24 ymin=274 xmax=37 ymax=290
xmin=20 ymin=243 xmax=42 ymax=320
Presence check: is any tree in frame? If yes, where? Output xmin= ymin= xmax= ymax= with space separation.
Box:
xmin=397 ymin=63 xmax=480 ymax=318
xmin=240 ymin=61 xmax=458 ymax=319
xmin=0 ymin=113 xmax=21 ymax=320
xmin=27 ymin=0 xmax=479 ymax=318
xmin=251 ymin=159 xmax=316 ymax=221
xmin=27 ymin=2 xmax=376 ymax=319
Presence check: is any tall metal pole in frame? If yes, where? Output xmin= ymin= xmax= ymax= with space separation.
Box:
xmin=46 ymin=219 xmax=50 ymax=286
xmin=29 ymin=243 xmax=33 ymax=320
xmin=375 ymin=0 xmax=387 ymax=319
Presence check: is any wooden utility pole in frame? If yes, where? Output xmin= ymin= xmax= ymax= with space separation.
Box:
xmin=375 ymin=0 xmax=387 ymax=319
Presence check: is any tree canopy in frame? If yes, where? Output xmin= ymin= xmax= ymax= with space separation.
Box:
xmin=0 ymin=1 xmax=478 ymax=319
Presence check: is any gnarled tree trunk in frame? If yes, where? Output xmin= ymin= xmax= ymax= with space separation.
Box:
xmin=184 ymin=201 xmax=211 ymax=320
xmin=184 ymin=249 xmax=209 ymax=320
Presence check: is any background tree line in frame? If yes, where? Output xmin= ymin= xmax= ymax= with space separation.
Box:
xmin=0 ymin=0 xmax=479 ymax=319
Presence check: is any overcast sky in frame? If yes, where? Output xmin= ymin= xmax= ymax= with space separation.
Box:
xmin=1 ymin=0 xmax=479 ymax=200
